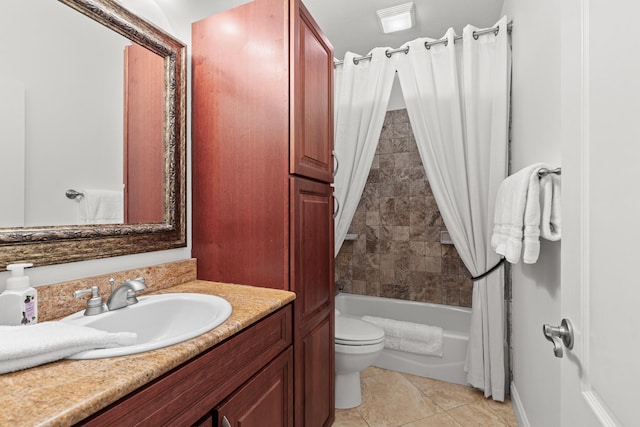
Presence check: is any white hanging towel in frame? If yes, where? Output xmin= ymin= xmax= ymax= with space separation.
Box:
xmin=0 ymin=322 xmax=137 ymax=374
xmin=79 ymin=189 xmax=123 ymax=224
xmin=540 ymin=174 xmax=561 ymax=241
xmin=362 ymin=315 xmax=443 ymax=357
xmin=491 ymin=163 xmax=550 ymax=264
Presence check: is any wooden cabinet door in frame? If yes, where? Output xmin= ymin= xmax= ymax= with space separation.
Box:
xmin=297 ymin=315 xmax=334 ymax=427
xmin=290 ymin=2 xmax=334 ymax=183
xmin=290 ymin=176 xmax=334 ymax=427
xmin=290 ymin=177 xmax=333 ymax=325
xmin=215 ymin=348 xmax=293 ymax=427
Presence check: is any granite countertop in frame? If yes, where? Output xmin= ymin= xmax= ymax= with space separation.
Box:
xmin=0 ymin=280 xmax=296 ymax=427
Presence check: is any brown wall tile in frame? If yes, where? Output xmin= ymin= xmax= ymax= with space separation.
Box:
xmin=335 ymin=109 xmax=472 ymax=308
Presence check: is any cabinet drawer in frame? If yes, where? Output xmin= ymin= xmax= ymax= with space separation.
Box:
xmin=80 ymin=305 xmax=292 ymax=426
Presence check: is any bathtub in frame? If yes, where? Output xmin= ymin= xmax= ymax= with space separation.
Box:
xmin=335 ymin=293 xmax=471 ymax=385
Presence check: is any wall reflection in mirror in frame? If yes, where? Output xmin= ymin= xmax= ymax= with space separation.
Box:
xmin=0 ymin=0 xmax=164 ymax=228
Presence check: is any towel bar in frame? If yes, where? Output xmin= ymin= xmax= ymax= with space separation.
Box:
xmin=537 ymin=167 xmax=561 ymax=178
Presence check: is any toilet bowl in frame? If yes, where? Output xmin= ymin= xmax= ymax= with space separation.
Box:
xmin=335 ymin=311 xmax=385 ymax=409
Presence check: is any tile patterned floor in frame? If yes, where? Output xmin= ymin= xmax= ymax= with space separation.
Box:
xmin=333 ymin=367 xmax=518 ymax=427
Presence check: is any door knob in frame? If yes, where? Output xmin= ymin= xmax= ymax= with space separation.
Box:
xmin=543 ymin=318 xmax=574 ymax=358
xmin=221 ymin=416 xmax=231 ymax=427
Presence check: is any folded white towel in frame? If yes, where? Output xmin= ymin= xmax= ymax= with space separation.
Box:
xmin=491 ymin=163 xmax=549 ymax=264
xmin=540 ymin=174 xmax=561 ymax=241
xmin=362 ymin=315 xmax=443 ymax=357
xmin=0 ymin=322 xmax=137 ymax=374
xmin=384 ymin=335 xmax=444 ymax=357
xmin=79 ymin=189 xmax=123 ymax=224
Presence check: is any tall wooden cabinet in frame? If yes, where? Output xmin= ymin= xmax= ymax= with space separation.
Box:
xmin=192 ymin=0 xmax=334 ymax=425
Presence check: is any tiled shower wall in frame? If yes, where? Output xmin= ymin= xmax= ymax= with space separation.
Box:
xmin=335 ymin=109 xmax=473 ymax=307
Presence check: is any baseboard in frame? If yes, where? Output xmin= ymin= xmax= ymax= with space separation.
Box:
xmin=510 ymin=382 xmax=530 ymax=427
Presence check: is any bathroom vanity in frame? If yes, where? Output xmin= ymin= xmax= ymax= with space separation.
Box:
xmin=82 ymin=299 xmax=293 ymax=426
xmin=0 ymin=279 xmax=295 ymax=426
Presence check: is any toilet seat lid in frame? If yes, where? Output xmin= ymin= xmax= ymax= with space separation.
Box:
xmin=335 ymin=316 xmax=385 ymax=345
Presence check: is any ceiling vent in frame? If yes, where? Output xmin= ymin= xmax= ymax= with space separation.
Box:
xmin=376 ymin=2 xmax=415 ymax=34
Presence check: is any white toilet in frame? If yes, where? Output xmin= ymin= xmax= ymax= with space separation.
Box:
xmin=334 ymin=310 xmax=385 ymax=409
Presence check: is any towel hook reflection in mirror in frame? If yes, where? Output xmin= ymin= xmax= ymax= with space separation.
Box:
xmin=65 ymin=189 xmax=85 ymax=200
xmin=537 ymin=167 xmax=562 ymax=178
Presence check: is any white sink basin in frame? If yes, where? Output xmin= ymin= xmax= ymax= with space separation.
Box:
xmin=61 ymin=293 xmax=232 ymax=359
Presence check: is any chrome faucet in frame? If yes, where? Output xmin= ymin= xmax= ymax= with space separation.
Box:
xmin=106 ymin=277 xmax=147 ymax=311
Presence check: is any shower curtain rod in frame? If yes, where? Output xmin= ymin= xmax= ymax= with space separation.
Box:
xmin=334 ymin=22 xmax=513 ymax=66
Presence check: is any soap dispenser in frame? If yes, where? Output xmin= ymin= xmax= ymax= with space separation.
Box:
xmin=0 ymin=263 xmax=37 ymax=326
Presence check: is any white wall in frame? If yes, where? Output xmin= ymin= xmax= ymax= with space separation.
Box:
xmin=500 ymin=0 xmax=562 ymax=426
xmin=387 ymin=75 xmax=406 ymax=111
xmin=1 ymin=0 xmax=126 ymax=226
xmin=0 ymin=78 xmax=25 ymax=227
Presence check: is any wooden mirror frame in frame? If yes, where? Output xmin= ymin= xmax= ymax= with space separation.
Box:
xmin=0 ymin=0 xmax=186 ymax=269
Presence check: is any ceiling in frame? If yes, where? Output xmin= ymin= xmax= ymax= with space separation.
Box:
xmin=302 ymin=0 xmax=505 ymax=59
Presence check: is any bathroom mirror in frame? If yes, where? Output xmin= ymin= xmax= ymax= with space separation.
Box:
xmin=0 ymin=0 xmax=186 ymax=269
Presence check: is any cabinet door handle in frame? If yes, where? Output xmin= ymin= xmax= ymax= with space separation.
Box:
xmin=333 ymin=195 xmax=340 ymax=218
xmin=332 ymin=150 xmax=339 ymax=177
xmin=221 ymin=416 xmax=231 ymax=427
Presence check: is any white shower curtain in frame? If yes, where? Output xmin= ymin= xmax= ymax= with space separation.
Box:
xmin=333 ymin=49 xmax=396 ymax=255
xmin=393 ymin=17 xmax=511 ymax=400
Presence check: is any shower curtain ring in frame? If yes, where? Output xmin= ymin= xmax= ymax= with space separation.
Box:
xmin=425 ymin=41 xmax=431 ymax=50
xmin=494 ymin=26 xmax=500 ymax=36
xmin=473 ymin=31 xmax=479 ymax=40
xmin=385 ymin=49 xmax=392 ymax=58
xmin=353 ymin=57 xmax=359 ymax=65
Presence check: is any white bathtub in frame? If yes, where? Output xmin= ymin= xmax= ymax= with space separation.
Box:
xmin=335 ymin=293 xmax=471 ymax=385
